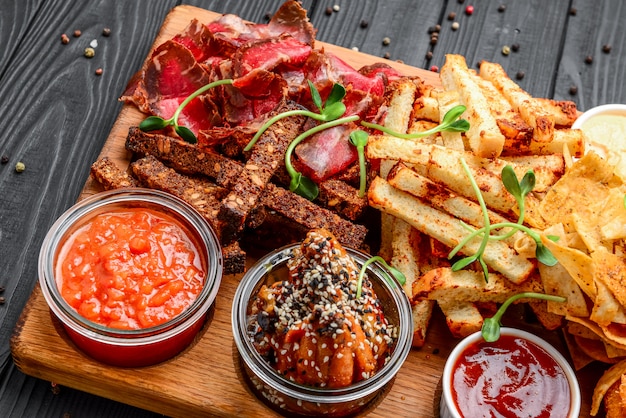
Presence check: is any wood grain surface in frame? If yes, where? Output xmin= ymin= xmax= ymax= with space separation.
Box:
xmin=2 ymin=0 xmax=625 ymax=417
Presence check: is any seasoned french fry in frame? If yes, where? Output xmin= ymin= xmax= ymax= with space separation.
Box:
xmin=368 ymin=177 xmax=536 ymax=283
xmin=535 ymin=98 xmax=579 ymax=127
xmin=479 ymin=61 xmax=555 ymax=143
xmin=411 ymin=267 xmax=544 ymax=304
xmin=437 ymin=299 xmax=483 ymax=338
xmin=440 ymin=54 xmax=505 ymax=157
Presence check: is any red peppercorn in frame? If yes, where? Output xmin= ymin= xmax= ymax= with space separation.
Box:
xmin=430 ymin=65 xmax=439 ymax=72
xmin=465 ymin=5 xmax=474 ymax=15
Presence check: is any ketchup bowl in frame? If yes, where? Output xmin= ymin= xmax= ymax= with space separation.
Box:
xmin=232 ymin=230 xmax=413 ymax=417
xmin=38 ymin=188 xmax=223 ymax=367
xmin=440 ymin=328 xmax=581 ymax=418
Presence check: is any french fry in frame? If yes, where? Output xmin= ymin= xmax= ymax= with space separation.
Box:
xmin=434 ymin=89 xmax=465 ymax=150
xmin=366 ymin=136 xmax=546 ymax=227
xmin=440 ymin=54 xmax=505 ymax=157
xmin=534 ymin=98 xmax=579 ymax=127
xmin=411 ymin=267 xmax=544 ymax=304
xmin=479 ymin=61 xmax=555 ymax=143
xmin=437 ymin=299 xmax=484 ymax=338
xmin=368 ymin=176 xmax=536 ymax=283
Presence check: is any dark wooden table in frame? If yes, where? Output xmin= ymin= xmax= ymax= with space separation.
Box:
xmin=1 ymin=1 xmax=625 ymax=416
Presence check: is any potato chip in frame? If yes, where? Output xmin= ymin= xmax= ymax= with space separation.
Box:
xmin=541 ymin=234 xmax=596 ymax=298
xmin=593 ymin=249 xmax=626 ymax=309
xmin=592 ymin=359 xmax=626 ymax=415
xmin=592 ymin=280 xmax=626 ymax=326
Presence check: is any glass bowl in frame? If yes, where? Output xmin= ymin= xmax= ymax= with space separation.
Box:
xmin=231 ymin=242 xmax=413 ymax=417
xmin=439 ymin=328 xmax=581 ymax=418
xmin=38 ymin=188 xmax=223 ymax=367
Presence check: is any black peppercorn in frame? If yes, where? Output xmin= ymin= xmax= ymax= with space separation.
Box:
xmin=498 ymin=4 xmax=506 ymax=12
xmin=585 ymin=55 xmax=593 ymax=64
xmin=569 ymin=85 xmax=578 ymax=95
xmin=511 ymin=43 xmax=520 ymax=52
xmin=325 ymin=7 xmax=333 ymax=15
xmin=1 ymin=155 xmax=8 ymax=164
xmin=448 ymin=12 xmax=456 ymax=20
xmin=602 ymin=44 xmax=612 ymax=53
xmin=360 ymin=20 xmax=369 ymax=28
xmin=425 ymin=51 xmax=433 ymax=60
xmin=516 ymin=71 xmax=525 ymax=80
xmin=569 ymin=7 xmax=577 ymax=16
xmin=102 ymin=27 xmax=111 ymax=36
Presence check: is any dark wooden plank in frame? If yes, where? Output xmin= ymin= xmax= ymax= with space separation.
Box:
xmin=555 ymin=0 xmax=626 ymax=109
xmin=429 ymin=0 xmax=571 ymax=99
xmin=0 ymin=0 xmax=46 ymax=76
xmin=0 ymin=0 xmax=177 ymax=417
xmin=308 ymin=0 xmax=443 ymax=69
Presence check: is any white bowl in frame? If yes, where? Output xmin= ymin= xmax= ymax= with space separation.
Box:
xmin=440 ymin=328 xmax=581 ymax=418
xmin=572 ymin=103 xmax=626 ymax=178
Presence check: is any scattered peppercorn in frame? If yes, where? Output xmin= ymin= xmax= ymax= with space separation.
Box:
xmin=351 ymin=46 xmax=359 ymax=52
xmin=1 ymin=155 xmax=8 ymax=164
xmin=332 ymin=4 xmax=340 ymax=12
xmin=451 ymin=21 xmax=460 ymax=31
xmin=84 ymin=47 xmax=95 ymax=58
xmin=0 ymin=286 xmax=5 ymax=292
xmin=498 ymin=4 xmax=506 ymax=12
xmin=427 ymin=25 xmax=438 ymax=34
xmin=325 ymin=7 xmax=333 ymax=15
xmin=73 ymin=30 xmax=82 ymax=37
xmin=501 ymin=45 xmax=511 ymax=55
xmin=425 ymin=51 xmax=433 ymax=60
xmin=430 ymin=36 xmax=438 ymax=45
xmin=516 ymin=71 xmax=525 ymax=80
xmin=51 ymin=383 xmax=61 ymax=395
xmin=448 ymin=12 xmax=456 ymax=20
xmin=263 ymin=12 xmax=271 ymax=21
xmin=0 ymin=296 xmax=5 ymax=305
xmin=602 ymin=44 xmax=612 ymax=53
xmin=61 ymin=33 xmax=70 ymax=44
xmin=95 ymin=68 xmax=103 ymax=76
xmin=382 ymin=37 xmax=391 ymax=46
xmin=360 ymin=19 xmax=369 ymax=28
xmin=435 ymin=24 xmax=441 ymax=32
xmin=585 ymin=55 xmax=593 ymax=64
xmin=15 ymin=161 xmax=25 ymax=173
xmin=102 ymin=27 xmax=111 ymax=36
xmin=569 ymin=85 xmax=578 ymax=95
xmin=465 ymin=5 xmax=474 ymax=15
xmin=458 ymin=0 xmax=465 ymax=3
xmin=569 ymin=7 xmax=577 ymax=16
xmin=383 ymin=52 xmax=391 ymax=59
xmin=430 ymin=65 xmax=439 ymax=72
xmin=511 ymin=43 xmax=520 ymax=52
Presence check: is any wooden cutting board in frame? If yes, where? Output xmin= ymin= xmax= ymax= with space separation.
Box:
xmin=10 ymin=5 xmax=597 ymax=417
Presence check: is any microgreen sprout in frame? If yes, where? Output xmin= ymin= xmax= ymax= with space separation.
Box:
xmin=244 ymin=81 xmax=347 ymax=152
xmin=349 ymin=130 xmax=369 ymax=197
xmin=449 ymin=158 xmax=558 ymax=281
xmin=355 ymin=256 xmax=406 ymax=299
xmin=481 ymin=292 xmax=566 ymax=342
xmin=139 ymin=79 xmax=234 ymax=144
xmin=285 ymin=115 xmax=359 ymax=200
xmin=361 ymin=105 xmax=469 ymax=139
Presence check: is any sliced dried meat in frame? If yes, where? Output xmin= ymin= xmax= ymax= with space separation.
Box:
xmin=232 ymin=34 xmax=312 ymax=78
xmin=294 ymin=123 xmax=358 ymax=183
xmin=267 ymin=0 xmax=316 ymax=46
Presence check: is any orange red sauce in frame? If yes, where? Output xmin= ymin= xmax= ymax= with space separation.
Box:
xmin=56 ymin=207 xmax=205 ymax=330
xmin=452 ymin=334 xmax=570 ymax=418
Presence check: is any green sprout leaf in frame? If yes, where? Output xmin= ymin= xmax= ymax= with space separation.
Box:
xmin=481 ymin=292 xmax=566 ymax=342
xmin=139 ymin=116 xmax=169 ymax=132
xmin=360 ymin=105 xmax=469 ymax=139
xmin=356 ymin=256 xmax=406 ymax=299
xmin=244 ymin=82 xmax=347 ymax=152
xmin=448 ymin=159 xmax=557 ymax=282
xmin=139 ymin=78 xmax=233 ymax=143
xmin=349 ymin=130 xmax=369 ymax=198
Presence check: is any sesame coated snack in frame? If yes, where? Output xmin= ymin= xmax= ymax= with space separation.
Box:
xmin=247 ymin=228 xmax=397 ymax=388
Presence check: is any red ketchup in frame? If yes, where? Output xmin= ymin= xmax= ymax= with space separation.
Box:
xmin=451 ymin=334 xmax=570 ymax=418
xmin=56 ymin=207 xmax=205 ymax=330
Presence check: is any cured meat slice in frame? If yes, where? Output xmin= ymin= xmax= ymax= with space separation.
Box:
xmin=267 ymin=0 xmax=316 ymax=46
xmin=232 ymin=34 xmax=312 ymax=78
xmin=294 ymin=123 xmax=358 ymax=183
